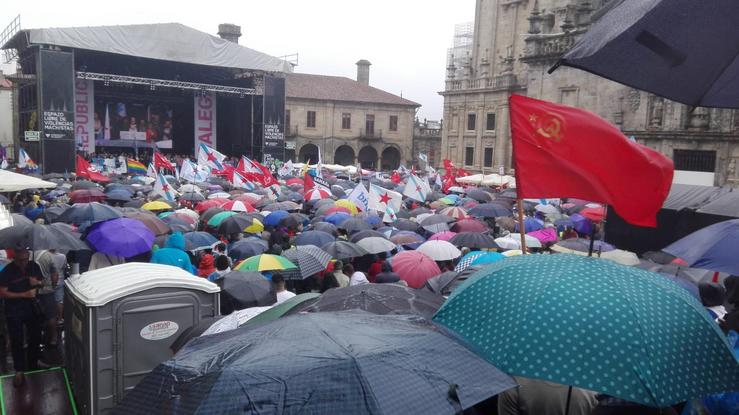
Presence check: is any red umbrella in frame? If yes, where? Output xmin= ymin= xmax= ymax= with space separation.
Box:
xmin=580 ymin=206 xmax=606 ymax=222
xmin=325 ymin=206 xmax=351 ymax=215
xmin=451 ymin=218 xmax=488 ymax=233
xmin=69 ymin=189 xmax=107 ymax=204
xmin=221 ymin=200 xmax=256 ymax=213
xmin=286 ymin=178 xmax=304 ymax=186
xmin=195 ymin=199 xmax=228 ymax=213
xmin=232 ymin=194 xmax=262 ymax=205
xmin=392 ymin=251 xmax=441 ymax=288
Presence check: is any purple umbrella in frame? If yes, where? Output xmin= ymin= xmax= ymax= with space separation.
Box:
xmin=86 ymin=218 xmax=154 ymax=258
xmin=569 ymin=213 xmax=592 ymax=235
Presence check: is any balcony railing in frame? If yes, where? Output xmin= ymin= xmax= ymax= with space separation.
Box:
xmin=359 ymin=128 xmax=382 ymax=139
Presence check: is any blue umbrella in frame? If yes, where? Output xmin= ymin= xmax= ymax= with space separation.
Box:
xmin=468 ymin=203 xmax=512 ymax=218
xmin=105 ymin=189 xmax=133 ymax=202
xmin=56 ymin=202 xmax=123 ymax=227
xmin=514 ymin=217 xmax=544 ymax=233
xmin=183 ymin=231 xmax=218 ymax=251
xmin=553 ymin=217 xmax=575 ymax=231
xmin=469 ymin=251 xmax=505 ymax=267
xmin=324 ymin=212 xmax=352 ymax=225
xmin=294 ymin=230 xmax=336 ymax=247
xmin=87 ymin=218 xmax=154 ymax=257
xmin=569 ymin=213 xmax=592 ymax=235
xmin=229 ymin=239 xmax=269 ymax=261
xmin=264 ymin=210 xmax=289 ymax=227
xmin=358 ymin=212 xmax=382 ymax=227
xmin=664 ymin=219 xmax=739 ymax=275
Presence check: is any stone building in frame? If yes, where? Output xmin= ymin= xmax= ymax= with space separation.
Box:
xmin=412 ymin=118 xmax=442 ymax=169
xmin=285 ymin=61 xmax=419 ymax=170
xmin=441 ymin=0 xmax=739 ymax=186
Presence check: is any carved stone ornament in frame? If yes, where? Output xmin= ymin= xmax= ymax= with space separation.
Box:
xmin=627 ymin=89 xmax=641 ymax=112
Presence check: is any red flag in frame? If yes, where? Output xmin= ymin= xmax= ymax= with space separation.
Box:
xmin=390 ymin=171 xmax=401 ymax=184
xmin=509 ymin=94 xmax=673 ymax=227
xmin=154 ymin=152 xmax=175 ymax=171
xmin=75 ymin=155 xmax=110 ymax=183
xmin=304 ymin=171 xmax=315 ymax=192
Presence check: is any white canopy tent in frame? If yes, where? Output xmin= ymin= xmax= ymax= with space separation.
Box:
xmin=0 ymin=170 xmax=57 ymax=192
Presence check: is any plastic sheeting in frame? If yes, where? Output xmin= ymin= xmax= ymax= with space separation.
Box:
xmin=697 ymin=191 xmax=739 ymax=218
xmin=22 ymin=23 xmax=291 ymax=73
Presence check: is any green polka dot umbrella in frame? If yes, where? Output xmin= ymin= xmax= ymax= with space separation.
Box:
xmin=433 ymin=254 xmax=739 ymax=407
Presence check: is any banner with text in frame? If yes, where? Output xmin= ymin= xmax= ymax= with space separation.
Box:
xmin=40 ymin=49 xmax=75 ymax=141
xmin=262 ymin=75 xmax=285 ymax=162
xmin=194 ymin=92 xmax=217 ymax=151
xmin=74 ymin=79 xmax=95 ymax=154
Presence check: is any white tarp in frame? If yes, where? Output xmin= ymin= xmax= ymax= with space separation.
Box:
xmin=24 ymin=23 xmax=292 ymax=73
xmin=456 ymin=174 xmax=516 ymax=187
xmin=0 ymin=170 xmax=57 ymax=192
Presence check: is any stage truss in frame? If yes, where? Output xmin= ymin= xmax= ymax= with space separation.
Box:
xmin=76 ymin=71 xmax=258 ymax=96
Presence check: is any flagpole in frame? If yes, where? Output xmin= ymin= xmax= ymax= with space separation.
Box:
xmin=516 ymin=199 xmax=528 ymax=254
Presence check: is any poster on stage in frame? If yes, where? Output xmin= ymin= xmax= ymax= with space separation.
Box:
xmin=194 ymin=92 xmax=217 ymax=150
xmin=94 ymin=99 xmax=175 ymax=150
xmin=74 ymin=79 xmax=95 ymax=154
xmin=39 ymin=49 xmax=75 ymax=141
xmin=262 ymin=75 xmax=285 ymax=162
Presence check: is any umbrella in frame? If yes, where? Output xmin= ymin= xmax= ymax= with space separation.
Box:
xmin=245 ymin=293 xmax=321 ymax=326
xmin=416 ymin=240 xmax=462 ymax=261
xmin=439 ymin=207 xmax=469 ymax=220
xmin=465 ymin=189 xmax=493 ymax=203
xmin=0 ymin=223 xmax=89 ymax=251
xmin=311 ymin=222 xmax=338 ymax=236
xmin=141 ymin=201 xmax=172 ymax=211
xmin=469 ymin=251 xmax=506 ymax=267
xmin=71 ymin=180 xmax=98 ymax=190
xmin=199 ymin=207 xmax=225 ymax=225
xmin=554 ymin=237 xmax=615 ymax=253
xmin=389 ymin=231 xmax=425 ymax=246
xmin=663 ymin=219 xmax=739 ymax=275
xmin=449 ymin=232 xmax=498 ymax=249
xmin=86 ymin=218 xmax=154 ymax=257
xmin=221 ymin=200 xmax=255 ymax=213
xmin=554 ymin=0 xmax=739 ymax=109
xmin=215 ymin=214 xmax=255 ymax=235
xmin=494 ymin=233 xmax=543 ymax=250
xmin=234 ymin=254 xmax=297 ymax=272
xmin=321 ymin=241 xmax=369 ymax=260
xmin=434 ymin=254 xmax=739 ymax=407
xmin=294 ymin=230 xmax=335 ymax=247
xmin=451 ymin=218 xmax=488 ymax=233
xmin=11 ymin=214 xmax=33 ymax=226
xmin=208 ymin=191 xmax=231 ymax=200
xmin=424 ymin=266 xmax=483 ymax=296
xmin=43 ymin=205 xmax=69 ymax=223
xmin=392 ymin=250 xmax=442 ymax=288
xmin=123 ymin=211 xmax=171 ymax=236
xmin=468 ymin=203 xmax=512 ymax=218
xmin=337 ymin=217 xmax=372 ymax=233
xmin=56 ymin=202 xmax=122 ymax=226
xmin=324 ymin=212 xmax=352 ymax=225
xmin=409 ymin=207 xmax=433 ymax=217
xmin=116 ymin=311 xmax=515 ymax=415
xmin=428 ymin=231 xmax=457 ymax=242
xmin=207 ymin=211 xmax=237 ymax=228
xmin=357 ymin=212 xmax=382 ymax=227
xmin=301 ymin=284 xmax=445 ymax=319
xmin=334 ymin=199 xmax=359 ymax=215
xmin=355 ymin=236 xmax=396 ymax=254
xmin=263 ymin=201 xmax=300 ymax=212
xmin=394 ymin=219 xmax=420 ymax=232
xmin=580 ymin=206 xmax=606 ymax=223
xmin=570 ymin=213 xmax=593 ymax=235
xmin=217 ymin=270 xmax=276 ymax=310
xmin=527 ymin=227 xmax=559 ymax=245
xmin=281 ymin=245 xmax=333 ymax=280
xmin=514 ymin=217 xmax=544 ymax=233
xmin=228 ymin=239 xmax=268 ymax=261
xmin=350 ymin=230 xmax=388 ymax=243
xmin=263 ymin=210 xmax=289 ymax=227
xmin=243 ymin=218 xmax=264 ymax=234
xmin=182 ymin=231 xmax=218 ymax=251
xmin=69 ymin=188 xmax=107 ymax=204
xmin=534 ymin=204 xmax=559 ymax=215
xmin=104 ymin=189 xmax=132 ymax=202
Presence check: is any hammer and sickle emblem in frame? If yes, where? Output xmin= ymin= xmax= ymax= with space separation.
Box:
xmin=535 ymin=112 xmax=565 ymax=143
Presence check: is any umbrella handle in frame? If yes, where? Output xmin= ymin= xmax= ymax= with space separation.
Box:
xmin=564 ymin=385 xmax=572 ymax=415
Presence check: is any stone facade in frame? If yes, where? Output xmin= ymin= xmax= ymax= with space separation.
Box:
xmin=441 ymin=0 xmax=739 ymax=186
xmin=0 ymin=72 xmax=12 ymax=157
xmin=412 ymin=119 xmax=442 ymax=169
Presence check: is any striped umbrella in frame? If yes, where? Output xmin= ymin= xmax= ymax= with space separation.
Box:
xmin=235 ymin=254 xmax=297 ymax=272
xmin=282 ymin=245 xmax=333 ymax=280
xmin=439 ymin=207 xmax=469 ymax=220
xmin=305 ymin=188 xmax=331 ymax=201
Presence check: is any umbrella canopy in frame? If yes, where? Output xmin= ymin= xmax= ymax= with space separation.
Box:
xmin=337 ymin=217 xmax=372 ymax=233
xmin=86 ymin=218 xmax=154 ymax=257
xmin=424 ymin=266 xmax=482 ymax=297
xmin=116 ymin=311 xmax=516 ymax=415
xmin=434 ymin=254 xmax=739 ymax=407
xmin=207 ymin=211 xmax=237 ymax=228
xmin=439 ymin=206 xmax=469 ymax=220
xmin=216 ymin=214 xmax=255 ymax=235
xmin=355 ymin=236 xmax=396 ymax=254
xmin=216 ymin=270 xmax=276 ymax=310
xmin=554 ymin=237 xmax=615 ymax=253
xmin=325 ymin=212 xmax=352 ymax=225
xmin=469 ymin=252 xmax=506 ymax=267
xmin=389 ymin=231 xmax=426 ymax=246
xmin=311 ymin=222 xmax=338 ymax=236
xmin=334 ymin=199 xmax=359 ymax=215
xmin=301 ymin=284 xmax=445 ymax=319
xmin=71 ymin=180 xmax=98 ymax=190
xmin=0 ymin=223 xmax=89 ymax=251
xmin=123 ymin=211 xmax=170 ymax=236
xmin=321 ymin=241 xmax=369 ymax=260
xmin=514 ymin=217 xmax=544 ymax=233
xmin=245 ymin=293 xmax=321 ymax=326
xmin=555 ymin=0 xmax=739 ymax=109
xmin=349 ymin=229 xmax=387 ymax=243
xmin=295 ymin=230 xmax=336 ymax=247
xmin=141 ymin=201 xmax=172 ymax=211
xmin=281 ymin=245 xmax=333 ymax=280
xmin=449 ymin=232 xmax=498 ymax=249
xmin=468 ymin=203 xmax=513 ymax=218
xmin=182 ymin=231 xmax=218 ymax=251
xmin=465 ymin=189 xmax=494 ymax=203
xmin=104 ymin=189 xmax=132 ymax=202
xmin=392 ymin=250 xmax=442 ymax=288
xmin=263 ymin=210 xmax=289 ymax=227
xmin=221 ymin=200 xmax=255 ymax=213
xmin=428 ymin=231 xmax=457 ymax=242
xmin=570 ymin=213 xmax=593 ymax=235
xmin=56 ymin=202 xmax=122 ymax=227
xmin=451 ymin=218 xmax=488 ymax=233
xmin=235 ymin=254 xmax=297 ymax=272
xmin=494 ymin=233 xmax=543 ymax=250
xmin=394 ymin=219 xmax=420 ymax=232
xmin=228 ymin=239 xmax=268 ymax=261
xmin=416 ymin=240 xmax=462 ymax=261
xmin=527 ymin=227 xmax=559 ymax=244
xmin=663 ymin=219 xmax=739 ymax=274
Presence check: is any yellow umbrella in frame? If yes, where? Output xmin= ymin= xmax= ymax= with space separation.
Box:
xmin=335 ymin=199 xmax=359 ymax=215
xmin=142 ymin=201 xmax=173 ymax=211
xmin=244 ymin=218 xmax=264 ymax=234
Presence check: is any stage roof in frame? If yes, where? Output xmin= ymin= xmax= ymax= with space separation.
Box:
xmin=4 ymin=23 xmax=292 ymax=73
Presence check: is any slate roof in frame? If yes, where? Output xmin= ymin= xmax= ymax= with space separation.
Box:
xmin=286 ymin=73 xmax=419 ymax=107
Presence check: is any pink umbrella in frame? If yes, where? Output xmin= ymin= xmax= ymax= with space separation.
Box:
xmin=392 ymin=251 xmax=442 ymax=288
xmin=463 ymin=200 xmax=479 ymax=209
xmin=429 ymin=231 xmax=457 ymax=242
xmin=527 ymin=227 xmax=558 ymax=244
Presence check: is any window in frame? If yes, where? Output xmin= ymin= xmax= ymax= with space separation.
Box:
xmin=484 ymin=148 xmax=494 ymax=167
xmin=465 ymin=146 xmax=474 ymax=166
xmin=389 ymin=115 xmax=398 ymax=131
xmin=673 ymin=149 xmax=716 ymax=172
xmin=486 ymin=113 xmax=496 ymax=131
xmin=365 ymin=114 xmax=375 ymax=136
xmin=341 ymin=113 xmax=351 ymax=129
xmin=467 ymin=113 xmax=476 ymax=131
xmin=307 ymin=111 xmax=316 ymax=128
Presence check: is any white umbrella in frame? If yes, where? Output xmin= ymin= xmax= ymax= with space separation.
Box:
xmin=178 ymin=184 xmax=201 ymax=193
xmin=494 ymin=233 xmax=542 ymax=250
xmin=416 ymin=240 xmax=462 ymax=261
xmin=356 ymin=237 xmax=397 ymax=254
xmin=551 ymin=244 xmax=640 ymax=266
xmin=416 ymin=213 xmax=433 ymax=223
xmin=534 ymin=204 xmax=559 ymax=215
xmin=448 ymin=186 xmax=465 ymax=194
xmin=175 ymin=208 xmax=199 ymax=222
xmin=208 ymin=192 xmax=231 ymax=199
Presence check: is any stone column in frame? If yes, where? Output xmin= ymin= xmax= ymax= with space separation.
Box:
xmin=494 ymin=102 xmax=511 ymax=169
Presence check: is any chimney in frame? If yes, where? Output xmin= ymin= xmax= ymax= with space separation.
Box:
xmin=218 ymin=23 xmax=242 ymax=44
xmin=356 ymin=59 xmax=371 ymax=86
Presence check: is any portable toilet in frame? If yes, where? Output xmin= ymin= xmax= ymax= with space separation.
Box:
xmin=64 ymin=263 xmax=220 ymax=415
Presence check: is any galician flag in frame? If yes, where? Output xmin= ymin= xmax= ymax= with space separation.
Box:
xmin=278 ymin=159 xmax=294 ymax=177
xmin=18 ymin=148 xmax=37 ymax=170
xmin=382 ymin=205 xmax=398 ymax=223
xmin=180 ymin=160 xmax=208 ymax=183
xmin=237 ymin=156 xmax=261 ymax=174
xmin=403 ymin=173 xmax=432 ymax=202
xmin=147 ymin=163 xmax=157 ymax=179
xmin=197 ymin=143 xmax=226 ymax=171
xmin=153 ymin=173 xmax=178 ymax=202
xmin=232 ymin=169 xmax=256 ymax=191
xmin=369 ymin=183 xmax=402 ymax=214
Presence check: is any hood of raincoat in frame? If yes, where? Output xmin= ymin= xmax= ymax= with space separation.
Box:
xmin=166 ymin=232 xmax=186 ymax=251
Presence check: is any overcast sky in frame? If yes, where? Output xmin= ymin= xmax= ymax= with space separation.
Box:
xmin=1 ymin=0 xmax=475 ymax=120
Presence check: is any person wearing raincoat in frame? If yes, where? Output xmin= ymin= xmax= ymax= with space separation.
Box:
xmin=150 ymin=232 xmax=196 ymax=275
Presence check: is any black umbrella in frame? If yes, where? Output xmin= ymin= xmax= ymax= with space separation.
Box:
xmin=468 ymin=203 xmax=513 ymax=218
xmin=277 ymin=214 xmax=299 ymax=228
xmin=642 ymin=250 xmax=676 ymax=265
xmin=217 ymin=214 xmax=254 ymax=235
xmin=394 ymin=219 xmax=420 ymax=232
xmin=56 ymin=202 xmax=123 ymax=227
xmin=555 ymin=1 xmax=739 ymax=109
xmin=0 ymin=223 xmax=89 ymax=251
xmin=349 ymin=229 xmax=387 ymax=243
xmin=295 ymin=230 xmax=336 ymax=247
xmin=228 ymin=239 xmax=269 ymax=261
xmin=115 ymin=311 xmax=516 ymax=415
xmin=300 ymin=284 xmax=445 ymax=320
xmin=180 ymin=191 xmax=205 ymax=202
xmin=449 ymin=232 xmax=498 ymax=249
xmin=169 ymin=316 xmax=224 ymax=354
xmin=321 ymin=240 xmax=369 ymax=259
xmin=336 ymin=217 xmax=372 ymax=233
xmin=216 ymin=271 xmax=276 ymax=312
xmin=465 ymin=189 xmax=494 ymax=203
xmin=409 ymin=207 xmax=433 ymax=217
xmin=311 ymin=222 xmax=338 ymax=236
xmin=422 ymin=266 xmax=482 ymax=297
xmin=11 ymin=214 xmax=33 ymax=226
xmin=123 ymin=199 xmax=145 ymax=208
xmin=71 ymin=180 xmax=98 ymax=190
xmin=281 ymin=245 xmax=333 ymax=280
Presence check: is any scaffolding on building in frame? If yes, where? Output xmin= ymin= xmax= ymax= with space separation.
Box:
xmin=446 ymin=22 xmax=473 ymax=79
